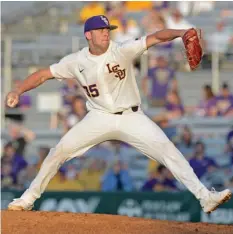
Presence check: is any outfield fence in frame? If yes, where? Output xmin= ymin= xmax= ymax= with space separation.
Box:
xmin=2 ymin=190 xmax=233 ymax=224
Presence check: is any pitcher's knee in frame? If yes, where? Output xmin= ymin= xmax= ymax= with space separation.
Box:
xmin=155 ymin=140 xmax=176 ymax=152
xmin=164 ymin=141 xmax=180 ymax=151
xmin=44 ymin=145 xmax=67 ymax=166
xmin=58 ymin=134 xmax=81 ymax=152
xmin=162 ymin=141 xmax=190 ymax=164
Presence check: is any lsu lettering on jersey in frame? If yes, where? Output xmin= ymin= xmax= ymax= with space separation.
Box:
xmin=50 ymin=37 xmax=147 ymax=113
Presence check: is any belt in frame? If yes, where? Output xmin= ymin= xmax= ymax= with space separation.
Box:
xmin=114 ymin=106 xmax=139 ymax=115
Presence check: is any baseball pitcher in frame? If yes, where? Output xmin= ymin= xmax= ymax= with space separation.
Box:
xmin=6 ymin=15 xmax=231 ymax=213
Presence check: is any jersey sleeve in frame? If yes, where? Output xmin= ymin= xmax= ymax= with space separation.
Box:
xmin=50 ymin=54 xmax=77 ymax=80
xmin=117 ymin=36 xmax=147 ymax=61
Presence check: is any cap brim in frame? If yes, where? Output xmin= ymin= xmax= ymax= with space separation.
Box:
xmin=109 ymin=25 xmax=118 ymax=31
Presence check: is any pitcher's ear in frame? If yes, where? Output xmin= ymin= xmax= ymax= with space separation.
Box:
xmin=85 ymin=31 xmax=91 ymax=40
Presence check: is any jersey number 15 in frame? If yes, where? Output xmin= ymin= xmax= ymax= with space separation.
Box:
xmin=82 ymin=84 xmax=99 ymax=98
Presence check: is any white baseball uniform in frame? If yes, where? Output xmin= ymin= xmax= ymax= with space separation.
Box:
xmin=20 ymin=37 xmax=209 ymax=204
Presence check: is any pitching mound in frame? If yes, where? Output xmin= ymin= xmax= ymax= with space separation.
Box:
xmin=2 ymin=211 xmax=233 ymax=234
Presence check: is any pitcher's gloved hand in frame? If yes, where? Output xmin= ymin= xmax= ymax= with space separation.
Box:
xmin=182 ymin=28 xmax=203 ymax=71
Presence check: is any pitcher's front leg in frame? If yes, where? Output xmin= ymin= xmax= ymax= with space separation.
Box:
xmin=117 ymin=111 xmax=232 ymax=213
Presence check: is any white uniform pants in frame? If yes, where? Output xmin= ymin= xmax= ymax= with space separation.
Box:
xmin=21 ymin=108 xmax=208 ymax=204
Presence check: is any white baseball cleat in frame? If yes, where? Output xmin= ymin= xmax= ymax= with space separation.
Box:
xmin=200 ymin=188 xmax=232 ymax=214
xmin=8 ymin=198 xmax=33 ymax=211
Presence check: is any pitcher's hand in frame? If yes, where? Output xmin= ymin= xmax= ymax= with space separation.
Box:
xmin=6 ymin=91 xmax=20 ymax=108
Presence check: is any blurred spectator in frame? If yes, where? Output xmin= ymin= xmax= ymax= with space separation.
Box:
xmin=1 ymin=162 xmax=17 ymax=189
xmin=164 ymin=90 xmax=185 ymax=118
xmin=114 ymin=18 xmax=140 ymax=43
xmin=211 ymin=83 xmax=233 ymax=117
xmin=46 ymin=161 xmax=84 ymax=191
xmin=163 ymin=169 xmax=178 ymax=191
xmin=141 ymin=11 xmax=174 ymax=58
xmin=192 ymin=1 xmax=215 ymax=15
xmin=36 ymin=146 xmax=50 ymax=169
xmin=142 ymin=56 xmax=177 ymax=108
xmin=189 ymin=141 xmax=218 ymax=179
xmin=1 ymin=143 xmax=28 ymax=181
xmin=124 ymin=1 xmax=153 ymax=12
xmin=194 ymin=84 xmax=216 ymax=117
xmin=46 ymin=173 xmax=84 ymax=191
xmin=177 ymin=2 xmax=193 ymax=17
xmin=50 ymin=95 xmax=87 ymax=132
xmin=161 ymin=123 xmax=177 ymax=141
xmin=201 ymin=168 xmax=227 ymax=191
xmin=142 ymin=165 xmax=177 ymax=191
xmin=60 ymin=79 xmax=81 ymax=111
xmin=84 ymin=142 xmax=116 ymax=164
xmin=153 ymin=90 xmax=185 ymax=122
xmin=205 ymin=20 xmax=233 ymax=54
xmin=6 ymin=123 xmax=35 ymax=156
xmin=105 ymin=1 xmax=122 ymax=17
xmin=166 ymin=9 xmax=194 ymax=44
xmin=78 ymin=159 xmax=106 ymax=191
xmin=225 ymin=126 xmax=233 ymax=165
xmin=153 ymin=1 xmax=170 ymax=15
xmin=177 ymin=1 xmax=215 ymax=16
xmin=141 ymin=169 xmax=159 ymax=191
xmin=63 ymin=163 xmax=79 ymax=180
xmin=64 ymin=96 xmax=87 ymax=132
xmin=79 ymin=2 xmax=105 ymax=24
xmin=109 ymin=3 xmax=140 ymax=40
xmin=175 ymin=126 xmax=195 ymax=160
xmin=50 ymin=79 xmax=83 ymax=129
xmin=17 ymin=161 xmax=38 ymax=189
xmin=202 ymin=133 xmax=232 ymax=190
xmin=147 ymin=158 xmax=160 ymax=175
xmin=101 ymin=160 xmax=133 ymax=191
xmin=141 ymin=8 xmax=165 ymax=34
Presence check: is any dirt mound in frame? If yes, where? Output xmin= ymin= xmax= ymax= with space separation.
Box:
xmin=2 ymin=210 xmax=233 ymax=234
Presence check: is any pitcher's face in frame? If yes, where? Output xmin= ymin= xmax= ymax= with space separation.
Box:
xmin=86 ymin=28 xmax=110 ymax=50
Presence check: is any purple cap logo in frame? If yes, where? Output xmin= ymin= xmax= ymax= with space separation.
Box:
xmin=100 ymin=16 xmax=109 ymax=25
xmin=84 ymin=15 xmax=118 ymax=33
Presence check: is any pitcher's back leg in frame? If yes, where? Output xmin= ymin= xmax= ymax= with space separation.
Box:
xmin=8 ymin=111 xmax=116 ymax=210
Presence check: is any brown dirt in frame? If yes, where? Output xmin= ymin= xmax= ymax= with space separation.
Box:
xmin=1 ymin=210 xmax=233 ymax=234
